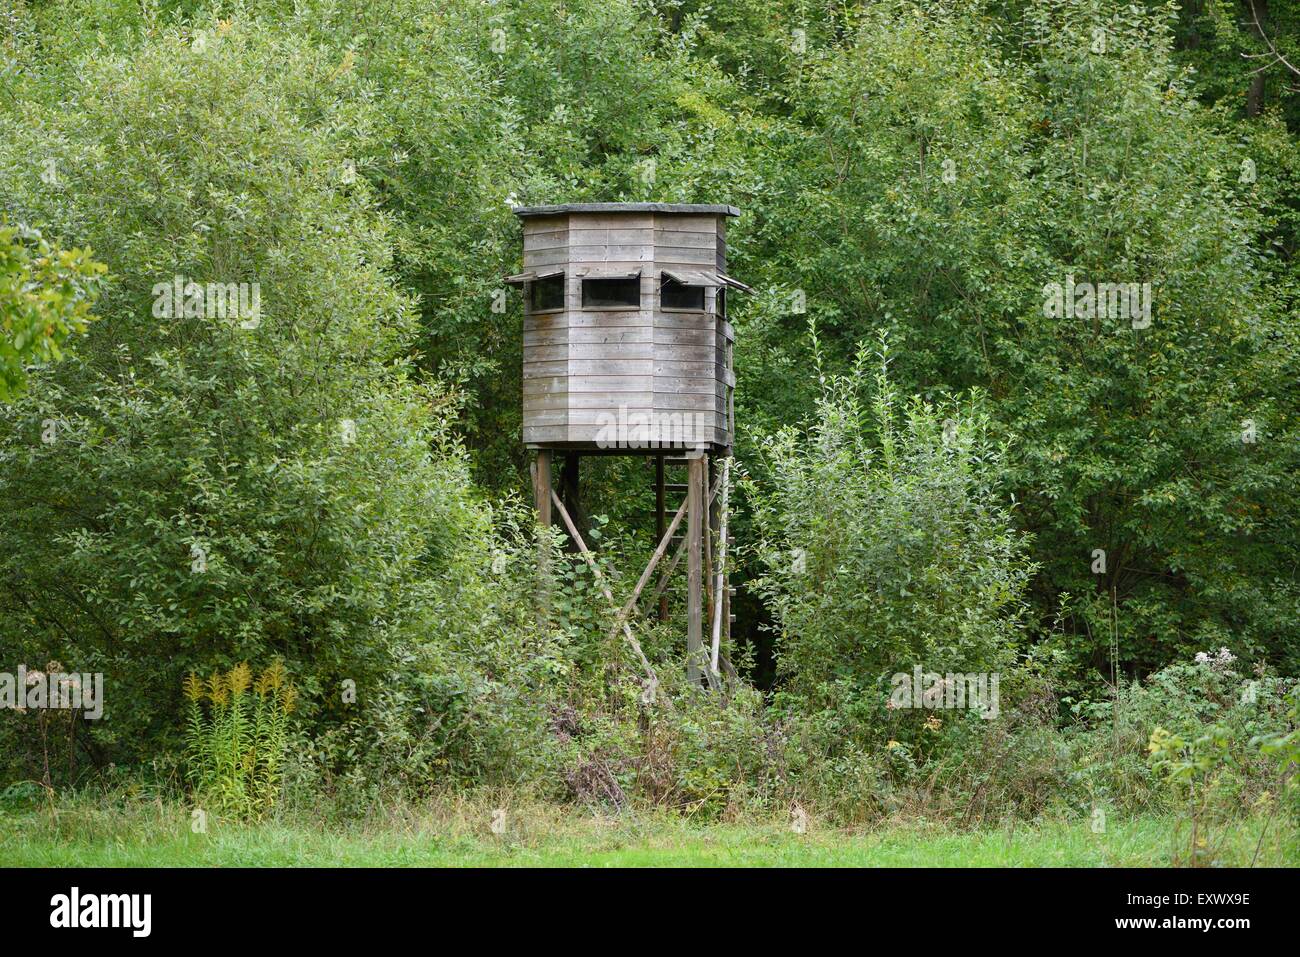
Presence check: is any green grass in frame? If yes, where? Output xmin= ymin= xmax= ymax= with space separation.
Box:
xmin=3 ymin=799 xmax=1297 ymax=866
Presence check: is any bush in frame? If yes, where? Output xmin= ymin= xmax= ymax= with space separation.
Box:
xmin=1065 ymin=650 xmax=1296 ymax=816
xmin=0 ymin=224 xmax=106 ymax=399
xmin=0 ymin=23 xmax=558 ymax=794
xmin=1254 ymin=685 xmax=1300 ymax=824
xmin=746 ymin=337 xmax=1037 ymax=739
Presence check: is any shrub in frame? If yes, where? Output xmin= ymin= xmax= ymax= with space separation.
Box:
xmin=1065 ymin=651 xmax=1295 ymax=816
xmin=1253 ymin=685 xmax=1300 ymax=824
xmin=287 ymin=504 xmax=576 ymax=806
xmin=746 ymin=336 xmax=1037 ymax=741
xmin=0 ymin=23 xmax=504 ymax=778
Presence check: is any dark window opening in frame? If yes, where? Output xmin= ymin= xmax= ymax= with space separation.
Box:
xmin=661 ymin=276 xmax=706 ymax=311
xmin=718 ymin=286 xmax=727 ymax=319
xmin=529 ymin=274 xmax=565 ymax=312
xmin=582 ymin=276 xmax=640 ymax=309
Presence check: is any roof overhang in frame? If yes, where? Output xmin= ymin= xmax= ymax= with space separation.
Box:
xmin=660 ymin=268 xmax=754 ymax=294
xmin=513 ymin=202 xmax=740 ymax=218
xmin=573 ymin=267 xmax=642 ymax=279
xmin=716 ymin=273 xmax=754 ymax=294
xmin=660 ymin=268 xmax=718 ymax=287
xmin=503 ymin=268 xmax=565 ymax=286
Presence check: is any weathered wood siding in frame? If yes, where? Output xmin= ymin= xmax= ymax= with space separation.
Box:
xmin=520 ymin=209 xmax=735 ymax=449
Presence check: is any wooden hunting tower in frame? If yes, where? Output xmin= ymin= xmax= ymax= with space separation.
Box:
xmin=506 ymin=203 xmax=751 ymax=688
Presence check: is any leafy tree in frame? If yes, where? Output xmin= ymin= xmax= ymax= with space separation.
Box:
xmin=0 ymin=21 xmax=544 ymax=773
xmin=739 ymin=0 xmax=1300 ymax=681
xmin=1 ymin=0 xmax=1296 ymax=792
xmin=0 ymin=225 xmax=105 ymax=400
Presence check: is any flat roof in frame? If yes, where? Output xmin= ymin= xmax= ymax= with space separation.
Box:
xmin=513 ymin=202 xmax=740 ymax=218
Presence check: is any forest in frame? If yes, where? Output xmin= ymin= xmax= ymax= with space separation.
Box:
xmin=1 ymin=0 xmax=1299 ymax=869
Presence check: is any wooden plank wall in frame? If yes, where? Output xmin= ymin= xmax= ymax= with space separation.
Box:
xmin=521 ymin=211 xmax=733 ymax=449
xmin=521 ymin=214 xmax=571 ymax=444
xmin=653 ymin=214 xmax=727 ymax=448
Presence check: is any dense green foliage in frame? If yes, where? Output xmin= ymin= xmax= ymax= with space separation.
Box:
xmin=747 ymin=342 xmax=1035 ymax=710
xmin=0 ymin=224 xmax=105 ymax=399
xmin=0 ymin=0 xmax=1297 ymax=833
xmin=0 ymin=21 xmax=561 ymax=794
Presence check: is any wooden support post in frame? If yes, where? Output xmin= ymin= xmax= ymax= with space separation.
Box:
xmin=655 ymin=455 xmax=667 ymax=622
xmin=560 ymin=453 xmax=585 ymax=552
xmin=704 ymin=456 xmax=715 ymax=629
xmin=710 ymin=458 xmax=731 ymax=676
xmin=532 ymin=449 xmax=553 ymax=626
xmin=686 ymin=452 xmax=705 ymax=686
xmin=722 ymin=556 xmax=731 ymax=657
xmin=532 ymin=450 xmax=553 ymax=526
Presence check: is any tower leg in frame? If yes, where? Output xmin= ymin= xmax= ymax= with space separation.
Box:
xmin=533 ymin=449 xmax=553 ymax=626
xmin=705 ymin=455 xmax=717 ymax=634
xmin=655 ymin=455 xmax=668 ymax=622
xmin=532 ymin=449 xmax=553 ymax=525
xmin=561 ymin=453 xmax=585 ymax=551
xmin=686 ymin=451 xmax=706 ymax=685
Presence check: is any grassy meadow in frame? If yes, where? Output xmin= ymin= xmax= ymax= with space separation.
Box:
xmin=4 ymin=797 xmax=1296 ymax=868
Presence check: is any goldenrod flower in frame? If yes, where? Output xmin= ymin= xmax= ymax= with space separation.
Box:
xmin=228 ymin=662 xmax=252 ymax=697
xmin=183 ymin=673 xmax=204 ymax=702
xmin=208 ymin=671 xmax=228 ymax=706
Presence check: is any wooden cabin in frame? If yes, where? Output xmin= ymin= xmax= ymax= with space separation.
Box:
xmin=506 ymin=203 xmax=750 ymax=452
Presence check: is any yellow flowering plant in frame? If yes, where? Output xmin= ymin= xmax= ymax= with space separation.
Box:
xmin=183 ymin=662 xmax=296 ymax=821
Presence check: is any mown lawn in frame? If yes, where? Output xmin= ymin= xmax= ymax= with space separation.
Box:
xmin=3 ymin=802 xmax=1296 ymax=867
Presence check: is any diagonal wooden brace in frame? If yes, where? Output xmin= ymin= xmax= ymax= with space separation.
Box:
xmin=550 ymin=488 xmax=659 ymax=696
xmin=648 ymin=470 xmax=724 ymax=613
xmin=605 ymin=494 xmax=689 ymax=647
